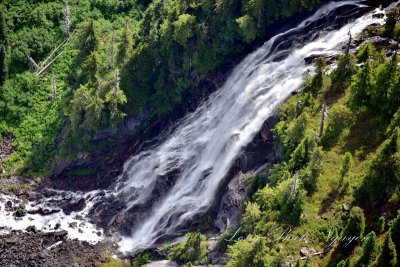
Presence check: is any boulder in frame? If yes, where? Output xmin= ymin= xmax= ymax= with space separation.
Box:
xmin=26 ymin=226 xmax=37 ymax=233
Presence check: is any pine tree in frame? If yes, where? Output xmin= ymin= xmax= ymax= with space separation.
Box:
xmin=241 ymin=202 xmax=261 ymax=234
xmin=341 ymin=206 xmax=365 ymax=248
xmin=0 ymin=44 xmax=6 ymax=85
xmin=105 ymin=69 xmax=127 ymax=125
xmin=370 ymin=53 xmax=398 ymax=116
xmin=117 ymin=22 xmax=133 ymax=65
xmin=376 ymin=232 xmax=397 ymax=267
xmin=356 ymin=42 xmax=376 ymax=63
xmin=82 ymin=51 xmax=100 ymax=85
xmin=0 ymin=5 xmax=5 ymax=43
xmin=338 ymin=152 xmax=352 ymax=186
xmin=356 ymin=231 xmax=378 ymax=266
xmin=330 ymin=54 xmax=356 ymax=93
xmin=349 ymin=59 xmax=374 ymax=110
xmin=77 ymin=19 xmax=100 ymax=60
xmin=364 ymin=129 xmax=400 ymax=201
xmin=0 ymin=5 xmax=7 ymax=85
xmin=384 ymin=7 xmax=400 ymax=38
xmin=302 ymin=147 xmax=323 ymax=194
xmin=390 ymin=211 xmax=400 ymax=264
xmin=308 ymin=57 xmax=326 ymax=95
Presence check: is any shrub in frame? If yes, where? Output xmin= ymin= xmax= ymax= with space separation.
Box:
xmin=322 ymin=104 xmax=354 ymax=147
xmin=168 ymin=232 xmax=208 ymax=265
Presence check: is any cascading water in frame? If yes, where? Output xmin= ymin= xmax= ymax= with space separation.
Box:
xmin=0 ymin=0 xmax=391 ymax=254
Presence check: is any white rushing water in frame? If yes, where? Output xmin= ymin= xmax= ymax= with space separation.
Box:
xmin=117 ymin=1 xmax=385 ymax=252
xmin=0 ymin=0 xmax=390 ymax=253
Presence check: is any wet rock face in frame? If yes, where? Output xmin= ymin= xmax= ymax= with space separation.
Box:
xmin=0 ymin=230 xmax=109 ymax=267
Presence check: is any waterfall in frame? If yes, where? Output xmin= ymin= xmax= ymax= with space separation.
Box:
xmin=0 ymin=0 xmax=388 ymax=254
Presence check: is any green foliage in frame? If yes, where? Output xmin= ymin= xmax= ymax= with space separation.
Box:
xmin=216 ymin=228 xmax=241 ymax=252
xmin=226 ymin=234 xmax=283 ymax=267
xmin=0 ymin=5 xmax=6 ymax=42
xmin=0 ymin=44 xmax=6 ymax=85
xmin=377 ymin=216 xmax=386 ymax=234
xmin=355 ymin=231 xmax=378 ymax=266
xmin=116 ymin=21 xmax=133 ymax=65
xmin=384 ymin=7 xmax=400 ymax=38
xmin=338 ymin=152 xmax=352 ymax=187
xmin=329 ymin=54 xmax=356 ymax=93
xmin=289 ymin=136 xmax=313 ymax=172
xmin=359 ymin=129 xmax=400 ymax=202
xmin=132 ymin=251 xmax=153 ymax=267
xmin=172 ymin=14 xmax=196 ymax=46
xmin=305 ymin=57 xmax=326 ymax=96
xmin=242 ymin=202 xmax=262 ymax=234
xmin=275 ymin=111 xmax=310 ymax=161
xmin=255 ymin=176 xmax=305 ymax=226
xmin=375 ymin=232 xmax=397 ymax=267
xmin=76 ymin=19 xmax=100 ymax=60
xmin=340 ymin=206 xmax=366 ymax=248
xmin=356 ymin=42 xmax=376 ymax=63
xmin=0 ymin=0 xmax=323 ymax=173
xmin=168 ymin=232 xmax=208 ymax=265
xmin=349 ymin=59 xmax=375 ymax=110
xmin=390 ymin=211 xmax=400 ymax=263
xmin=322 ymin=104 xmax=353 ymax=147
xmin=300 ymin=146 xmax=323 ymax=194
xmin=337 ymin=258 xmax=352 ymax=267
xmin=236 ymin=15 xmax=257 ymax=43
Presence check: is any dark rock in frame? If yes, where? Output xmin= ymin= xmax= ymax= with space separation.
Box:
xmin=69 ymin=222 xmax=77 ymax=229
xmin=27 ymin=207 xmax=61 ymax=216
xmin=368 ymin=36 xmax=398 ymax=49
xmin=54 ymin=230 xmax=68 ymax=238
xmin=304 ymin=54 xmax=335 ymax=65
xmin=6 ymin=200 xmax=12 ymax=208
xmin=15 ymin=208 xmax=27 ymax=217
xmin=372 ymin=12 xmax=384 ymax=19
xmin=26 ymin=226 xmax=37 ymax=233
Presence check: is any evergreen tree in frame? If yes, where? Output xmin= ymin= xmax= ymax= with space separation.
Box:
xmin=349 ymin=60 xmax=374 ymax=110
xmin=77 ymin=19 xmax=100 ymax=60
xmin=172 ymin=14 xmax=196 ymax=46
xmin=337 ymin=258 xmax=352 ymax=267
xmin=307 ymin=57 xmax=326 ymax=96
xmin=384 ymin=7 xmax=400 ymax=38
xmin=376 ymin=232 xmax=397 ymax=267
xmin=390 ymin=211 xmax=400 ymax=264
xmin=105 ymin=69 xmax=127 ymax=124
xmin=236 ymin=15 xmax=258 ymax=43
xmin=82 ymin=51 xmax=100 ymax=85
xmin=226 ymin=235 xmax=272 ymax=267
xmin=169 ymin=232 xmax=208 ymax=264
xmin=341 ymin=206 xmax=366 ymax=248
xmin=116 ymin=22 xmax=133 ymax=65
xmin=329 ymin=54 xmax=356 ymax=93
xmin=370 ymin=53 xmax=398 ymax=117
xmin=356 ymin=42 xmax=376 ymax=63
xmin=301 ymin=147 xmax=323 ymax=194
xmin=0 ymin=44 xmax=6 ymax=85
xmin=355 ymin=231 xmax=378 ymax=266
xmin=0 ymin=5 xmax=5 ymax=43
xmin=242 ymin=202 xmax=261 ymax=234
xmin=363 ymin=129 xmax=400 ymax=201
xmin=0 ymin=5 xmax=6 ymax=85
xmin=377 ymin=216 xmax=386 ymax=234
xmin=338 ymin=152 xmax=352 ymax=186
